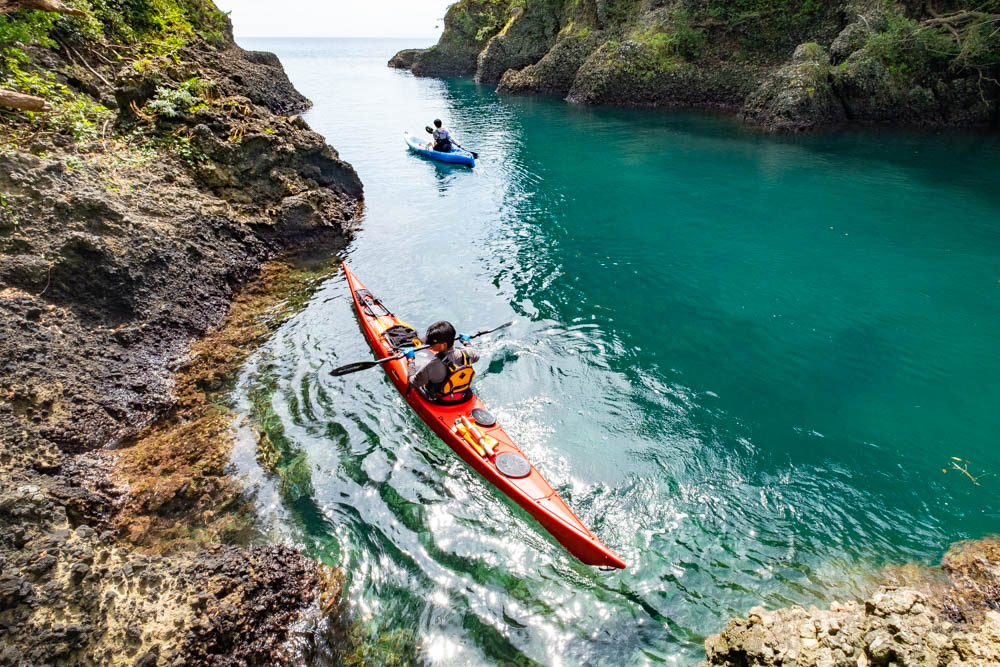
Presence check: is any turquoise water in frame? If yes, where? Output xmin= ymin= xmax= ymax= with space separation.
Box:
xmin=230 ymin=38 xmax=1000 ymax=665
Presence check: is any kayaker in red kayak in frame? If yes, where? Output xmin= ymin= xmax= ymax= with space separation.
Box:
xmin=404 ymin=321 xmax=479 ymax=404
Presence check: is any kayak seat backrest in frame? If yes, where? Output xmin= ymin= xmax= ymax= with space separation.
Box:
xmin=417 ymin=385 xmax=473 ymax=406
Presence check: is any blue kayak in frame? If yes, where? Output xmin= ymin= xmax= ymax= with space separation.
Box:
xmin=404 ymin=132 xmax=475 ymax=167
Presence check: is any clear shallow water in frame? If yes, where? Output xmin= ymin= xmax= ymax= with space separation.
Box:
xmin=230 ymin=38 xmax=1000 ymax=665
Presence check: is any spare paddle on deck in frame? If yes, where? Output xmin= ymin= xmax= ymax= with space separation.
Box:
xmin=330 ymin=321 xmax=513 ymax=377
xmin=425 ymin=126 xmax=478 ymax=159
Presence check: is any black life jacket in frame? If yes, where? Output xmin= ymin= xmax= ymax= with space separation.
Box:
xmin=426 ymin=350 xmax=475 ymax=401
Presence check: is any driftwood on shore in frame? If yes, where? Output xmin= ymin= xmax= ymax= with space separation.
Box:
xmin=0 ymin=0 xmax=86 ymax=15
xmin=0 ymin=0 xmax=88 ymax=111
xmin=0 ymin=88 xmax=52 ymax=111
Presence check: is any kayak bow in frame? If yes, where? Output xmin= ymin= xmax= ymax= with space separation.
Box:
xmin=341 ymin=263 xmax=625 ymax=569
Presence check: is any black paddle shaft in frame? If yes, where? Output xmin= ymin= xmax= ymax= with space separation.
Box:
xmin=329 ymin=321 xmax=513 ymax=377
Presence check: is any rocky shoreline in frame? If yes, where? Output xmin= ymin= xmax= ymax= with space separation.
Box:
xmin=701 ymin=538 xmax=1000 ymax=666
xmin=1 ymin=2 xmax=362 ymax=663
xmin=390 ymin=0 xmax=1000 ymax=132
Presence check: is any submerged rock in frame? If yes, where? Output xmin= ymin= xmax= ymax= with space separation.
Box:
xmin=0 ymin=479 xmax=323 ymax=665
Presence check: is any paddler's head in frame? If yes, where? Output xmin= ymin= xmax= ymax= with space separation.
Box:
xmin=425 ymin=321 xmax=455 ymax=353
xmin=433 ymin=119 xmax=443 ymax=128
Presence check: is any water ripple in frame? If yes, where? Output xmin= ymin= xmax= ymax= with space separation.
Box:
xmin=226 ymin=37 xmax=1000 ymax=666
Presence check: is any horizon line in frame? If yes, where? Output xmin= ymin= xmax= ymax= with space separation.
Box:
xmin=234 ymin=35 xmax=439 ymax=40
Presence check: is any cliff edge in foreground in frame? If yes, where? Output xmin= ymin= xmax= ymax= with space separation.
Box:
xmin=390 ymin=0 xmax=1000 ymax=131
xmin=1 ymin=0 xmax=361 ymax=663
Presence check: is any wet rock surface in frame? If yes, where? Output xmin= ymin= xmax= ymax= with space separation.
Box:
xmin=701 ymin=539 xmax=1000 ymax=667
xmin=0 ymin=481 xmax=330 ymax=666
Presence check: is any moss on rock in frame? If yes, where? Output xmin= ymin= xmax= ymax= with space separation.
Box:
xmin=743 ymin=41 xmax=845 ymax=131
xmin=827 ymin=5 xmax=997 ymax=126
xmin=498 ymin=28 xmax=605 ymax=96
xmin=475 ymin=0 xmax=563 ymax=84
xmin=567 ymin=36 xmax=761 ymax=109
xmin=114 ymin=252 xmax=342 ymax=552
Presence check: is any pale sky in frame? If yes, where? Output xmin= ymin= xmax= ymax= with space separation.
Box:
xmin=214 ymin=0 xmax=453 ymax=38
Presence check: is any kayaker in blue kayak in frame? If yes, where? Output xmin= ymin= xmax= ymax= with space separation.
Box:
xmin=428 ymin=119 xmax=453 ymax=152
xmin=404 ymin=321 xmax=480 ymax=403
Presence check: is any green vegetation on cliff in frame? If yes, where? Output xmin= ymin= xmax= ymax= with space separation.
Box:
xmin=408 ymin=0 xmax=511 ymax=76
xmin=848 ymin=4 xmax=1000 ymax=83
xmin=394 ymin=0 xmax=1000 ymax=130
xmin=680 ymin=0 xmax=827 ymax=48
xmin=0 ymin=0 xmax=229 ymax=145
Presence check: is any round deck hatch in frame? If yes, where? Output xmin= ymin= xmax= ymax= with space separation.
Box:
xmin=470 ymin=408 xmax=496 ymax=427
xmin=495 ymin=452 xmax=531 ymax=478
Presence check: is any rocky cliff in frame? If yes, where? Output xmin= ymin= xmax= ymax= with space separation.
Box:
xmin=391 ymin=0 xmax=1000 ymax=131
xmin=1 ymin=0 xmax=361 ymax=663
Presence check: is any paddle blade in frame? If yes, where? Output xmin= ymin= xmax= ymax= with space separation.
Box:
xmin=425 ymin=126 xmax=434 ymax=134
xmin=329 ymin=360 xmax=379 ymax=376
xmin=472 ymin=320 xmax=513 ymax=338
xmin=471 ymin=152 xmax=479 ymax=159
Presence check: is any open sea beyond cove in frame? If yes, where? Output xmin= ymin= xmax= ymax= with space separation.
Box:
xmin=229 ymin=37 xmax=1000 ymax=666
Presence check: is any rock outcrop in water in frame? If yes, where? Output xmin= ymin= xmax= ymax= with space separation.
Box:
xmin=391 ymin=0 xmax=512 ymax=77
xmin=701 ymin=538 xmax=1000 ymax=667
xmin=390 ymin=0 xmax=1000 ymax=131
xmin=1 ymin=0 xmax=361 ymax=661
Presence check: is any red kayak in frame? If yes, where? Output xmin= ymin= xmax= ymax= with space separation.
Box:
xmin=342 ymin=263 xmax=626 ymax=569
